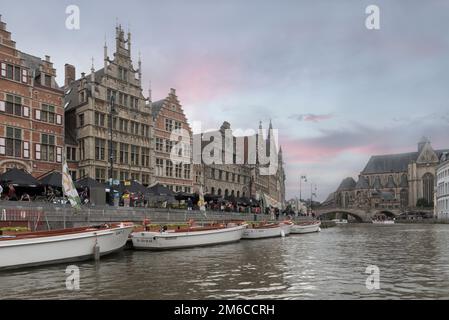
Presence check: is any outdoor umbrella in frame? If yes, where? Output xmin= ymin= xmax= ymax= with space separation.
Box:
xmin=174 ymin=192 xmax=196 ymax=201
xmin=0 ymin=168 xmax=40 ymax=187
xmin=117 ymin=180 xmax=148 ymax=194
xmin=75 ymin=177 xmax=104 ymax=189
xmin=146 ymin=183 xmax=175 ymax=203
xmin=38 ymin=171 xmax=62 ymax=188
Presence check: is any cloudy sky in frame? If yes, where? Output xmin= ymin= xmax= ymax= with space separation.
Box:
xmin=2 ymin=0 xmax=449 ymax=200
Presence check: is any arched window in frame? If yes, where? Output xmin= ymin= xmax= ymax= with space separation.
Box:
xmin=211 ymin=187 xmax=215 ymax=195
xmin=231 ymin=190 xmax=235 ymax=197
xmin=225 ymin=189 xmax=229 ymax=197
xmin=237 ymin=191 xmax=240 ymax=198
xmin=422 ymin=173 xmax=434 ymax=205
xmin=218 ymin=188 xmax=222 ymax=196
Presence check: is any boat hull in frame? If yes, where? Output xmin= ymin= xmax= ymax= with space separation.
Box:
xmin=372 ymin=220 xmax=395 ymax=225
xmin=0 ymin=224 xmax=133 ymax=270
xmin=243 ymin=223 xmax=291 ymax=239
xmin=290 ymin=222 xmax=321 ymax=234
xmin=131 ymin=224 xmax=247 ymax=250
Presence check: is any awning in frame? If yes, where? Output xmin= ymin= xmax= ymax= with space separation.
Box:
xmin=262 ymin=193 xmax=282 ymax=209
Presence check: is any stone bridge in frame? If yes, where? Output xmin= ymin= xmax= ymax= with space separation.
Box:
xmin=314 ymin=207 xmax=404 ymax=222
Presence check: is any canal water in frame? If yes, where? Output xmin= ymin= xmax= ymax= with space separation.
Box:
xmin=1 ymin=223 xmax=449 ymax=299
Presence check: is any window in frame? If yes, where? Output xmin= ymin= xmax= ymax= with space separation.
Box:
xmin=165 ymin=119 xmax=173 ymax=132
xmin=95 ymin=138 xmax=106 ymax=160
xmin=120 ymin=171 xmax=129 ymax=182
xmin=78 ymin=113 xmax=85 ymax=127
xmin=95 ymin=168 xmax=106 ymax=183
xmin=166 ymin=160 xmax=173 ymax=177
xmin=175 ymin=121 xmax=181 ymax=130
xmin=165 ymin=140 xmax=173 ymax=153
xmin=156 ymin=158 xmax=164 ymax=176
xmin=5 ymin=127 xmax=22 ymax=157
xmin=44 ymin=75 xmax=52 ymax=87
xmin=156 ymin=138 xmax=163 ymax=151
xmin=41 ymin=134 xmax=55 ymax=162
xmin=95 ymin=112 xmax=105 ymax=127
xmin=5 ymin=94 xmax=22 ymax=116
xmin=66 ymin=147 xmax=77 ymax=161
xmin=118 ymin=67 xmax=127 ymax=81
xmin=120 ymin=143 xmax=129 ymax=164
xmin=131 ymin=145 xmax=139 ymax=165
xmin=175 ymin=164 xmax=182 ymax=178
xmin=184 ymin=164 xmax=191 ymax=179
xmin=141 ymin=147 xmax=150 ymax=167
xmin=2 ymin=64 xmax=22 ymax=82
xmin=41 ymin=104 xmax=56 ymax=123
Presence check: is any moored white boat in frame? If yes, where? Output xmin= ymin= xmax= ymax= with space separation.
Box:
xmin=131 ymin=222 xmax=247 ymax=250
xmin=372 ymin=220 xmax=395 ymax=225
xmin=290 ymin=221 xmax=321 ymax=234
xmin=0 ymin=222 xmax=134 ymax=270
xmin=242 ymin=222 xmax=290 ymax=239
xmin=332 ymin=219 xmax=348 ymax=224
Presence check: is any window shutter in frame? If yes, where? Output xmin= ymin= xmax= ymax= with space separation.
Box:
xmin=56 ymin=114 xmax=62 ymax=125
xmin=23 ymin=142 xmax=30 ymax=158
xmin=35 ymin=143 xmax=41 ymax=160
xmin=35 ymin=109 xmax=41 ymax=120
xmin=0 ymin=63 xmax=6 ymax=77
xmin=23 ymin=106 xmax=29 ymax=117
xmin=0 ymin=138 xmax=5 ymax=155
xmin=56 ymin=147 xmax=62 ymax=163
xmin=21 ymin=69 xmax=27 ymax=83
xmin=0 ymin=101 xmax=5 ymax=112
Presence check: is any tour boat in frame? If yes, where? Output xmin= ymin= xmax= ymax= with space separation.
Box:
xmin=290 ymin=221 xmax=321 ymax=234
xmin=332 ymin=219 xmax=348 ymax=224
xmin=0 ymin=222 xmax=134 ymax=270
xmin=372 ymin=219 xmax=395 ymax=225
xmin=242 ymin=222 xmax=291 ymax=239
xmin=131 ymin=221 xmax=248 ymax=250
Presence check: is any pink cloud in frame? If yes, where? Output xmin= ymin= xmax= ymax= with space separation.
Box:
xmin=290 ymin=113 xmax=333 ymax=123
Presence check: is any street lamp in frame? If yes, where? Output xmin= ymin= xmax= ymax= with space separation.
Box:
xmin=299 ymin=175 xmax=307 ymax=214
xmin=108 ymin=94 xmax=116 ymax=205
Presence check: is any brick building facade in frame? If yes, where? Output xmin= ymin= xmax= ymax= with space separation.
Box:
xmin=0 ymin=16 xmax=64 ymax=177
xmin=152 ymin=88 xmax=193 ymax=192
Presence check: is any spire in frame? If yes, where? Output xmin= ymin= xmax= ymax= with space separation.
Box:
xmin=90 ymin=57 xmax=95 ymax=81
xmin=104 ymin=37 xmax=108 ymax=72
xmin=148 ymin=80 xmax=152 ymax=104
xmin=138 ymin=51 xmax=142 ymax=82
xmin=127 ymin=27 xmax=132 ymax=55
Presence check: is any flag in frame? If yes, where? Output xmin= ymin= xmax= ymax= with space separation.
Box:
xmin=62 ymin=156 xmax=81 ymax=210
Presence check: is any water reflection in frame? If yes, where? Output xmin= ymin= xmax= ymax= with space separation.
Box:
xmin=1 ymin=224 xmax=449 ymax=299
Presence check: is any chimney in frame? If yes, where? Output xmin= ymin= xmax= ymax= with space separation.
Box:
xmin=170 ymin=88 xmax=176 ymax=95
xmin=65 ymin=63 xmax=76 ymax=87
xmin=45 ymin=55 xmax=50 ymax=62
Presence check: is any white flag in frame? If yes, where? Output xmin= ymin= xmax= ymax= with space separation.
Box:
xmin=62 ymin=156 xmax=81 ymax=210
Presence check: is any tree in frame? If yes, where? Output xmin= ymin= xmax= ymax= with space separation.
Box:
xmin=416 ymin=198 xmax=432 ymax=208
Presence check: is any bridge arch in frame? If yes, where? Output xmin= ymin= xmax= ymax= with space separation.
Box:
xmin=316 ymin=210 xmax=365 ymax=222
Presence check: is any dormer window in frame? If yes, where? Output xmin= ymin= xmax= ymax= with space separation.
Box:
xmin=44 ymin=74 xmax=51 ymax=87
xmin=118 ymin=67 xmax=127 ymax=81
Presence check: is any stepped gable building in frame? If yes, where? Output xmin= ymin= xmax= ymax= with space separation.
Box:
xmin=64 ymin=24 xmax=154 ymax=185
xmin=327 ymin=138 xmax=449 ymax=210
xmin=0 ymin=15 xmax=64 ymax=177
xmin=151 ymin=88 xmax=193 ymax=192
xmin=436 ymin=152 xmax=449 ymax=220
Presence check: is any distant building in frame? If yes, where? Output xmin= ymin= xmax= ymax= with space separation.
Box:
xmin=64 ymin=25 xmax=154 ymax=185
xmin=0 ymin=16 xmax=64 ymax=177
xmin=193 ymin=121 xmax=285 ymax=207
xmin=328 ymin=138 xmax=448 ymax=211
xmin=436 ymin=153 xmax=449 ymax=220
xmin=151 ymin=88 xmax=193 ymax=192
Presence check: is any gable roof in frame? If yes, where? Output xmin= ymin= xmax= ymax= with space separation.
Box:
xmin=337 ymin=177 xmax=356 ymax=191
